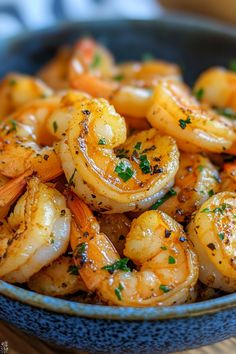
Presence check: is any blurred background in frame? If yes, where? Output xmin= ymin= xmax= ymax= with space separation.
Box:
xmin=0 ymin=0 xmax=235 ymax=40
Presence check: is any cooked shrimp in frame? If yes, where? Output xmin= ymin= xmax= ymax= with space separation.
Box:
xmin=68 ymin=194 xmax=198 ymax=306
xmin=97 ymin=214 xmax=131 ymax=256
xmin=188 ymin=192 xmax=236 ymax=292
xmin=147 ymin=80 xmax=236 ymax=153
xmin=60 ymin=97 xmax=179 ymax=213
xmin=0 ymin=73 xmax=52 ymax=118
xmin=0 ymin=177 xmax=71 ymax=283
xmin=28 ymin=255 xmax=87 ymax=296
xmin=38 ymin=47 xmax=71 ymax=90
xmin=0 ymin=98 xmax=63 ymax=178
xmin=193 ymin=67 xmax=236 ymax=110
xmin=159 ymin=152 xmax=220 ymax=222
xmin=68 ymin=38 xmax=157 ymax=118
xmin=220 ymin=161 xmax=236 ymax=193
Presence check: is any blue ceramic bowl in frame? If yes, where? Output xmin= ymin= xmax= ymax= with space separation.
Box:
xmin=1 ymin=14 xmax=236 ymax=354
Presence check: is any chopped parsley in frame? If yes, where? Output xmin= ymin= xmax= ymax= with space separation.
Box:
xmin=134 ymin=142 xmax=142 ymax=150
xmin=115 ymin=161 xmax=134 ymax=182
xmin=150 ymin=188 xmax=177 ymax=210
xmin=90 ymin=53 xmax=101 ymax=68
xmin=102 ymin=258 xmax=131 ymax=274
xmin=139 ymin=154 xmax=152 ymax=174
xmin=179 ymin=116 xmax=191 ymax=129
xmin=229 ymin=59 xmax=236 ymax=72
xmin=6 ymin=119 xmax=17 ymax=134
xmin=218 ymin=233 xmax=225 ymax=241
xmin=161 ymin=246 xmax=167 ymax=250
xmin=168 ymin=256 xmax=176 ymax=264
xmin=201 ymin=208 xmax=210 ymax=213
xmin=197 ymin=165 xmax=204 ymax=172
xmin=159 ymin=284 xmax=170 ymax=293
xmin=68 ymin=265 xmax=79 ymax=275
xmin=74 ymin=242 xmax=88 ymax=266
xmin=215 ymin=107 xmax=236 ymax=120
xmin=142 ymin=52 xmax=154 ymax=61
xmin=98 ymin=138 xmax=107 ymax=145
xmin=208 ymin=189 xmax=214 ymax=197
xmin=68 ymin=168 xmax=77 ymax=187
xmin=53 ymin=121 xmax=58 ymax=133
xmin=113 ymin=74 xmax=124 ymax=81
xmin=114 ymin=283 xmax=124 ymax=301
xmin=194 ymin=88 xmax=204 ymax=100
xmin=50 ymin=232 xmax=55 ymax=244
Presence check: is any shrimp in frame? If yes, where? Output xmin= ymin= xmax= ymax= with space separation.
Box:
xmin=68 ymin=194 xmax=198 ymax=306
xmin=0 ymin=73 xmax=52 ymax=118
xmin=220 ymin=161 xmax=236 ymax=193
xmin=0 ymin=177 xmax=71 ymax=283
xmin=193 ymin=67 xmax=236 ymax=110
xmin=0 ymin=97 xmax=63 ymax=178
xmin=28 ymin=255 xmax=87 ymax=296
xmin=97 ymin=214 xmax=131 ymax=257
xmin=147 ymin=80 xmax=236 ymax=153
xmin=59 ymin=97 xmax=179 ymax=213
xmin=38 ymin=47 xmax=71 ymax=90
xmin=68 ymin=38 xmax=164 ymax=118
xmin=188 ymin=192 xmax=236 ymax=292
xmin=159 ymin=152 xmax=220 ymax=223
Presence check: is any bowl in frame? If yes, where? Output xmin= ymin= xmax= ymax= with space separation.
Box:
xmin=1 ymin=14 xmax=236 ymax=354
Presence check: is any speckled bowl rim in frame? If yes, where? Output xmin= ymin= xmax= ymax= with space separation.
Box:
xmin=1 ymin=14 xmax=236 ymax=321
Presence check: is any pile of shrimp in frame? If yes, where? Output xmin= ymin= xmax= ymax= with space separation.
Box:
xmin=1 ymin=38 xmax=236 ymax=307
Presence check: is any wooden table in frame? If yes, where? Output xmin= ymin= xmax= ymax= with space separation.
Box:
xmin=0 ymin=321 xmax=235 ymax=354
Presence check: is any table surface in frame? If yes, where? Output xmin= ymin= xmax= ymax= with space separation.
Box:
xmin=0 ymin=321 xmax=235 ymax=354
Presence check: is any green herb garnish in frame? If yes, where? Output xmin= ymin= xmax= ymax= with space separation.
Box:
xmin=208 ymin=189 xmax=214 ymax=197
xmin=114 ymin=283 xmax=124 ymax=301
xmin=168 ymin=256 xmax=176 ymax=264
xmin=194 ymin=88 xmax=204 ymax=100
xmin=90 ymin=53 xmax=101 ymax=68
xmin=113 ymin=74 xmax=124 ymax=81
xmin=218 ymin=233 xmax=225 ymax=241
xmin=102 ymin=258 xmax=131 ymax=274
xmin=98 ymin=138 xmax=107 ymax=145
xmin=159 ymin=284 xmax=170 ymax=293
xmin=134 ymin=142 xmax=142 ymax=150
xmin=9 ymin=79 xmax=16 ymax=86
xmin=6 ymin=119 xmax=17 ymax=134
xmin=161 ymin=246 xmax=167 ymax=250
xmin=68 ymin=168 xmax=77 ymax=187
xmin=150 ymin=188 xmax=177 ymax=210
xmin=68 ymin=265 xmax=79 ymax=275
xmin=139 ymin=155 xmax=151 ymax=174
xmin=198 ymin=165 xmax=204 ymax=172
xmin=53 ymin=121 xmax=58 ymax=133
xmin=115 ymin=161 xmax=134 ymax=182
xmin=179 ymin=116 xmax=191 ymax=129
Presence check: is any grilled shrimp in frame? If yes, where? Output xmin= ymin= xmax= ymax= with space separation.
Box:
xmin=188 ymin=192 xmax=236 ymax=292
xmin=68 ymin=194 xmax=198 ymax=306
xmin=28 ymin=255 xmax=87 ymax=296
xmin=220 ymin=161 xmax=236 ymax=193
xmin=147 ymin=80 xmax=236 ymax=153
xmin=0 ymin=73 xmax=52 ymax=118
xmin=0 ymin=177 xmax=71 ymax=283
xmin=159 ymin=152 xmax=220 ymax=222
xmin=193 ymin=67 xmax=236 ymax=110
xmin=0 ymin=97 xmax=63 ymax=178
xmin=59 ymin=97 xmax=179 ymax=213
